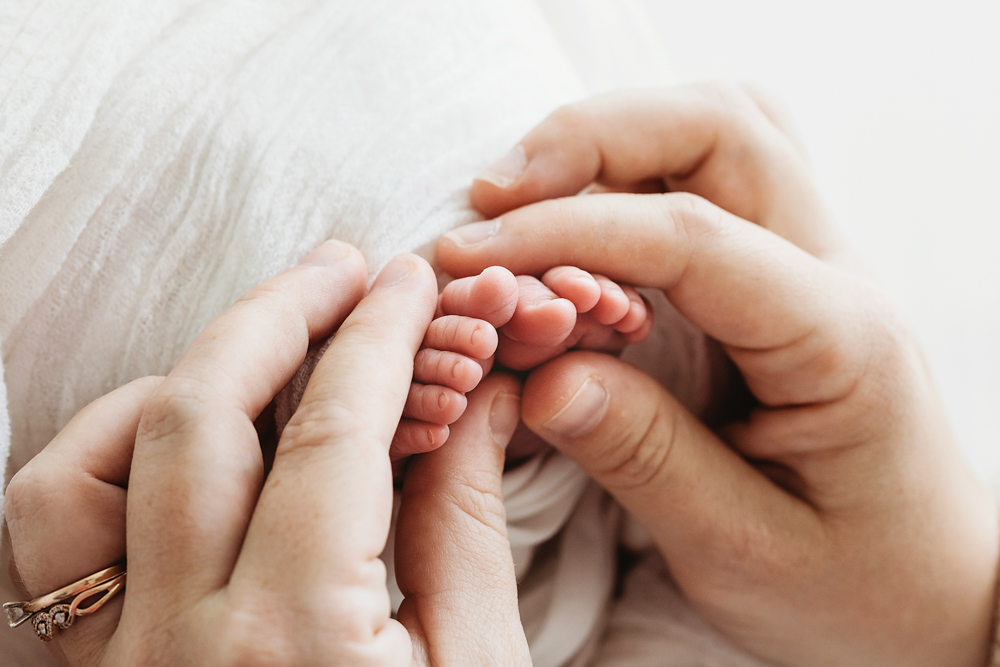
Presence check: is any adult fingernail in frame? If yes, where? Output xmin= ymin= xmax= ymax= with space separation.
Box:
xmin=444 ymin=218 xmax=500 ymax=247
xmin=476 ymin=145 xmax=527 ymax=188
xmin=299 ymin=239 xmax=353 ymax=266
xmin=372 ymin=255 xmax=414 ymax=288
xmin=489 ymin=392 xmax=521 ymax=445
xmin=543 ymin=377 xmax=608 ymax=439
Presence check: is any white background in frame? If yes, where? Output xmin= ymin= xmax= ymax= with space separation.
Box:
xmin=638 ymin=0 xmax=1000 ymax=484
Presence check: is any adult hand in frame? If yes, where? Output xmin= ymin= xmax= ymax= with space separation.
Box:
xmin=437 ymin=85 xmax=999 ymax=667
xmin=5 ymin=242 xmax=530 ymax=666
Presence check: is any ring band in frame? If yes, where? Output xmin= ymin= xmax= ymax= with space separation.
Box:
xmin=4 ymin=563 xmax=126 ymax=642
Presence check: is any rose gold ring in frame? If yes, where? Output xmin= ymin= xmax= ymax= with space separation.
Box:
xmin=4 ymin=563 xmax=126 ymax=642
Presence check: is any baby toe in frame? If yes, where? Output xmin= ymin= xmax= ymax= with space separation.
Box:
xmin=424 ymin=315 xmax=498 ymax=360
xmin=589 ymin=275 xmax=631 ymax=325
xmin=402 ymin=382 xmax=468 ymax=425
xmin=391 ymin=420 xmax=449 ymax=462
xmin=413 ymin=348 xmax=485 ymax=393
xmin=541 ymin=266 xmax=601 ymax=313
xmin=439 ymin=266 xmax=518 ymax=327
xmin=614 ymin=288 xmax=650 ymax=334
xmin=502 ymin=275 xmax=577 ymax=347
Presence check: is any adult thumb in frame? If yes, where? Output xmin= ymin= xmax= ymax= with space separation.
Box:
xmin=394 ymin=373 xmax=531 ymax=667
xmin=520 ymin=351 xmax=817 ymax=580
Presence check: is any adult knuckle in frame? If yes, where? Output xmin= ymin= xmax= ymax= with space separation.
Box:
xmin=234 ymin=290 xmax=309 ymax=354
xmin=225 ymin=571 xmax=389 ymax=662
xmin=448 ymin=475 xmax=508 ymax=535
xmin=280 ymin=397 xmax=362 ymax=453
xmin=693 ymin=81 xmax=766 ymax=136
xmin=598 ymin=401 xmax=678 ymax=493
xmin=839 ymin=287 xmax=926 ymax=438
xmin=4 ymin=464 xmax=54 ymax=528
xmin=667 ymin=191 xmax=722 ymax=231
xmin=547 ymin=100 xmax=598 ymax=137
xmin=697 ymin=80 xmax=755 ymax=112
xmin=136 ymin=379 xmax=213 ymax=442
xmin=236 ymin=281 xmax=286 ymax=309
xmin=655 ymin=192 xmax=725 ymax=283
xmin=699 ymin=519 xmax=801 ymax=595
xmin=220 ymin=617 xmax=299 ymax=667
xmin=221 ymin=601 xmax=328 ymax=667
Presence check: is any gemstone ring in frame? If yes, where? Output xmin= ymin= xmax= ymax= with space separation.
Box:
xmin=4 ymin=563 xmax=126 ymax=642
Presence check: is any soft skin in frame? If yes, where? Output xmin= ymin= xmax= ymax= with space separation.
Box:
xmin=437 ymin=84 xmax=1000 ymax=667
xmin=5 ymin=244 xmax=530 ymax=666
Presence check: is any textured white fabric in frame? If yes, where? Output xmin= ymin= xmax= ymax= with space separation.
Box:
xmin=0 ymin=1 xmax=767 ymax=665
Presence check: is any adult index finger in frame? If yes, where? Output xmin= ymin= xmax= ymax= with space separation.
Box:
xmin=438 ymin=192 xmax=870 ymax=409
xmin=231 ymin=255 xmax=437 ymax=640
xmin=470 ymin=85 xmax=840 ymax=258
xmin=126 ymin=241 xmax=367 ymax=605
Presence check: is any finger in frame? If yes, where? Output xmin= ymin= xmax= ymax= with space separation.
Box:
xmin=469 ymin=84 xmax=841 ymax=258
xmin=501 ymin=275 xmax=577 ymax=347
xmin=413 ymin=348 xmax=484 ymax=393
xmin=541 ymin=266 xmax=601 ymax=313
xmin=439 ymin=265 xmax=518 ymax=328
xmin=738 ymin=82 xmax=810 ymax=158
xmin=422 ymin=315 xmax=498 ymax=361
xmin=127 ymin=240 xmax=367 ymax=601
xmin=5 ymin=377 xmax=163 ymax=660
xmin=402 ymin=383 xmax=468 ymax=425
xmin=439 ymin=192 xmax=866 ymax=407
xmin=520 ymin=352 xmax=824 ymax=610
xmin=395 ymin=373 xmax=531 ymax=667
xmin=235 ymin=254 xmax=437 ymax=606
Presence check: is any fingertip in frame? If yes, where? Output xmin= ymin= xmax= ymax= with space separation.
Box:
xmin=521 ymin=352 xmax=609 ymax=440
xmin=452 ymin=372 xmax=524 ymax=448
xmin=488 ymin=390 xmax=521 ymax=447
xmin=360 ymin=253 xmax=438 ymax=339
xmin=474 ymin=145 xmax=528 ymax=190
xmin=372 ymin=253 xmax=434 ymax=291
xmin=298 ymin=238 xmax=362 ymax=267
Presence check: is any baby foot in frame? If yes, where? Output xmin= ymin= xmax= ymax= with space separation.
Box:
xmin=496 ymin=266 xmax=653 ymax=371
xmin=391 ymin=266 xmax=517 ymax=460
xmin=423 ymin=264 xmax=653 ymax=465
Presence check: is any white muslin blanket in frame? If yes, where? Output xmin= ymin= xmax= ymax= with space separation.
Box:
xmin=0 ymin=1 xmax=771 ymax=665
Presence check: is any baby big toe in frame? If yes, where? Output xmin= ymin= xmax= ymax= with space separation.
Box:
xmin=541 ymin=266 xmax=601 ymax=313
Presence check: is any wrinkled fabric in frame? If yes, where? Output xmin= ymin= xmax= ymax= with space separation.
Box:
xmin=0 ymin=1 xmax=766 ymax=665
